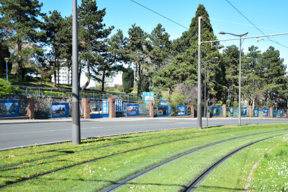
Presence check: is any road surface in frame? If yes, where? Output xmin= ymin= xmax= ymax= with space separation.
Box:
xmin=0 ymin=118 xmax=287 ymax=150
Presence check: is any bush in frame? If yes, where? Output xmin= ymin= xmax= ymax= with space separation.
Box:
xmin=0 ymin=79 xmax=18 ymax=97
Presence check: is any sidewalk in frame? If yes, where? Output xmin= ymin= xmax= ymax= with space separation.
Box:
xmin=0 ymin=117 xmax=286 ymax=124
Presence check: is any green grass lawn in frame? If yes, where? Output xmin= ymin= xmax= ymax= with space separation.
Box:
xmin=0 ymin=123 xmax=288 ymax=191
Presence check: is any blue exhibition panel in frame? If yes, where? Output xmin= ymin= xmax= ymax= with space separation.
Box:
xmin=177 ymin=105 xmax=187 ymax=116
xmin=253 ymin=109 xmax=259 ymax=117
xmin=212 ymin=106 xmax=221 ymax=116
xmin=241 ymin=107 xmax=248 ymax=116
xmin=263 ymin=108 xmax=269 ymax=117
xmin=51 ymin=103 xmax=69 ymax=118
xmin=126 ymin=104 xmax=139 ymax=117
xmin=90 ymin=100 xmax=109 ymax=118
xmin=273 ymin=110 xmax=277 ymax=118
xmin=158 ymin=105 xmax=168 ymax=117
xmin=142 ymin=92 xmax=154 ymax=104
xmin=0 ymin=100 xmax=19 ymax=118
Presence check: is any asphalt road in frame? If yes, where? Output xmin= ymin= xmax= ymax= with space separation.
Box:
xmin=0 ymin=118 xmax=287 ymax=150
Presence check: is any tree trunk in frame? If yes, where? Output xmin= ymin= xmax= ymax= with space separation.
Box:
xmin=53 ymin=70 xmax=57 ymax=86
xmin=81 ymin=58 xmax=90 ymax=90
xmin=137 ymin=63 xmax=142 ymax=96
xmin=101 ymin=70 xmax=105 ymax=92
xmin=78 ymin=65 xmax=82 ymax=89
xmin=18 ymin=40 xmax=23 ymax=85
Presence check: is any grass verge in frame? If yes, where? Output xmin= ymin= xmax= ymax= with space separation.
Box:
xmin=194 ymin=134 xmax=288 ymax=192
xmin=0 ymin=123 xmax=288 ymax=191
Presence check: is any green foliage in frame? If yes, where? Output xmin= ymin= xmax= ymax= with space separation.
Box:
xmin=0 ymin=0 xmax=46 ymax=84
xmin=170 ymin=93 xmax=185 ymax=106
xmin=78 ymin=0 xmax=114 ymax=90
xmin=141 ymin=76 xmax=149 ymax=92
xmin=0 ymin=79 xmax=18 ymax=97
xmin=122 ymin=68 xmax=134 ymax=93
xmin=232 ymin=101 xmax=239 ymax=108
xmin=153 ymin=88 xmax=162 ymax=107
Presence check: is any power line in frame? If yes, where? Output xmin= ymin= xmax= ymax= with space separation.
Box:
xmin=210 ymin=18 xmax=287 ymax=32
xmin=225 ymin=0 xmax=288 ymax=49
xmin=129 ymin=0 xmax=189 ymax=30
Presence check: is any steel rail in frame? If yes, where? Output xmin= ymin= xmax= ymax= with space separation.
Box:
xmin=0 ymin=128 xmax=243 ymax=171
xmin=182 ymin=134 xmax=286 ymax=192
xmin=102 ymin=130 xmax=288 ymax=192
xmin=1 ymin=130 xmax=284 ymax=189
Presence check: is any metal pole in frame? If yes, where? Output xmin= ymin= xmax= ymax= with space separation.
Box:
xmin=6 ymin=61 xmax=8 ymax=82
xmin=228 ymin=89 xmax=230 ymax=108
xmin=72 ymin=0 xmax=81 ymax=145
xmin=197 ymin=16 xmax=202 ymax=129
xmin=206 ymin=64 xmax=209 ymax=129
xmin=238 ymin=37 xmax=242 ymax=126
xmin=204 ymin=62 xmax=206 ymax=117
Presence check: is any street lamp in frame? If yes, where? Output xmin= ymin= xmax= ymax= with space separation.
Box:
xmin=4 ymin=57 xmax=9 ymax=82
xmin=72 ymin=0 xmax=81 ymax=144
xmin=202 ymin=57 xmax=218 ymax=119
xmin=219 ymin=31 xmax=248 ymax=126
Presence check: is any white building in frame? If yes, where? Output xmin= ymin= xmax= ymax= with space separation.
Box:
xmin=51 ymin=66 xmax=71 ymax=84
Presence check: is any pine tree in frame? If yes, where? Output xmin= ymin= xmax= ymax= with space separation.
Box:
xmin=223 ymin=45 xmax=240 ymax=103
xmin=126 ymin=24 xmax=152 ymax=96
xmin=260 ymin=46 xmax=287 ymax=108
xmin=78 ymin=0 xmax=113 ymax=90
xmin=96 ymin=30 xmax=127 ymax=92
xmin=122 ymin=67 xmax=134 ymax=93
xmin=0 ymin=0 xmax=46 ymax=84
xmin=149 ymin=23 xmax=171 ymax=71
xmin=141 ymin=75 xmax=149 ymax=92
xmin=242 ymin=45 xmax=263 ymax=109
xmin=44 ymin=10 xmax=71 ymax=87
xmin=154 ymin=4 xmax=221 ymax=99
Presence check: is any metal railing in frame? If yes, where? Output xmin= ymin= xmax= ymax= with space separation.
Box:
xmin=12 ymin=85 xmax=139 ymax=103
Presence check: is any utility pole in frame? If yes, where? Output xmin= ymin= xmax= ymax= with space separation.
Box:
xmin=197 ymin=16 xmax=202 ymax=129
xmin=238 ymin=37 xmax=242 ymax=126
xmin=72 ymin=0 xmax=81 ymax=144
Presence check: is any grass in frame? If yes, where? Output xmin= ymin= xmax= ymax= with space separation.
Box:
xmin=113 ymin=132 xmax=288 ymax=192
xmin=0 ymin=123 xmax=288 ymax=191
xmin=194 ymin=135 xmax=288 ymax=192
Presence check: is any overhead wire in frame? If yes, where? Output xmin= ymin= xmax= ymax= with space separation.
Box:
xmin=210 ymin=18 xmax=287 ymax=33
xmin=225 ymin=0 xmax=288 ymax=49
xmin=129 ymin=0 xmax=189 ymax=30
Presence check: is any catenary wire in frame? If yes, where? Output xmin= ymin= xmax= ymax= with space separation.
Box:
xmin=129 ymin=0 xmax=189 ymax=30
xmin=225 ymin=0 xmax=288 ymax=49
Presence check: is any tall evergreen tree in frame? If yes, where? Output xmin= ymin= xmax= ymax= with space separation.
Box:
xmin=223 ymin=45 xmax=240 ymax=103
xmin=141 ymin=75 xmax=149 ymax=92
xmin=122 ymin=67 xmax=134 ymax=93
xmin=0 ymin=0 xmax=46 ymax=84
xmin=149 ymin=23 xmax=171 ymax=71
xmin=44 ymin=10 xmax=71 ymax=87
xmin=242 ymin=45 xmax=263 ymax=109
xmin=78 ymin=0 xmax=113 ymax=90
xmin=96 ymin=30 xmax=127 ymax=92
xmin=260 ymin=46 xmax=287 ymax=108
xmin=154 ymin=4 xmax=221 ymax=99
xmin=126 ymin=24 xmax=152 ymax=96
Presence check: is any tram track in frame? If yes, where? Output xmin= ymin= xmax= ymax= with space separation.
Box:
xmin=1 ymin=129 xmax=286 ymax=190
xmin=0 ymin=128 xmax=242 ymax=171
xmin=181 ymin=134 xmax=285 ymax=192
xmin=102 ymin=130 xmax=288 ymax=192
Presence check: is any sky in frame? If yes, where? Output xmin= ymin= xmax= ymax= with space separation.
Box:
xmin=39 ymin=0 xmax=288 ymax=87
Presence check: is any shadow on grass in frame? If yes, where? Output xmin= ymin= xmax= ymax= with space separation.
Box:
xmin=191 ymin=185 xmax=244 ymax=191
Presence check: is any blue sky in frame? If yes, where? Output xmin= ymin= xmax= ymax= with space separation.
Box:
xmin=39 ymin=0 xmax=288 ymax=86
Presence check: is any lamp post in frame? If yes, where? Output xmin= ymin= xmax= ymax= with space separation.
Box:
xmin=219 ymin=31 xmax=248 ymax=126
xmin=203 ymin=57 xmax=218 ymax=118
xmin=4 ymin=57 xmax=9 ymax=82
xmin=72 ymin=0 xmax=81 ymax=144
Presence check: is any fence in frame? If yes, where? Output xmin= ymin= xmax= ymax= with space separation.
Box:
xmin=12 ymin=85 xmax=139 ymax=103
